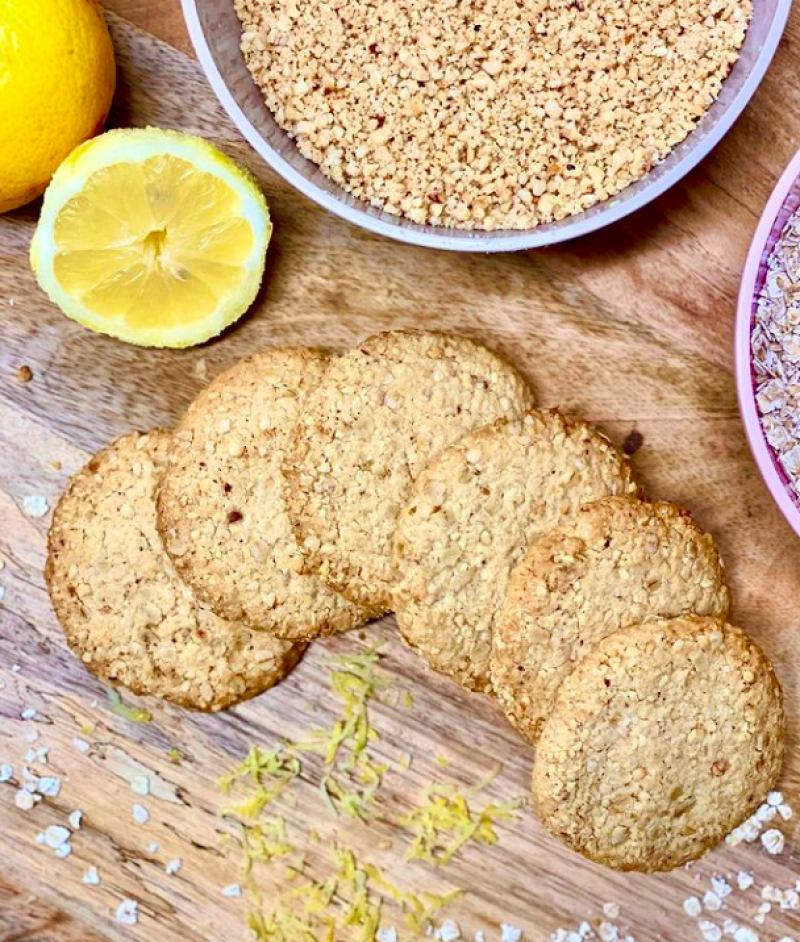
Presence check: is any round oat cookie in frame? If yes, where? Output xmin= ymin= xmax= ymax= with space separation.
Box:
xmin=46 ymin=430 xmax=305 ymax=712
xmin=156 ymin=348 xmax=370 ymax=641
xmin=284 ymin=330 xmax=535 ymax=613
xmin=491 ymin=497 xmax=731 ymax=743
xmin=393 ymin=410 xmax=638 ymax=692
xmin=533 ymin=616 xmax=785 ymax=872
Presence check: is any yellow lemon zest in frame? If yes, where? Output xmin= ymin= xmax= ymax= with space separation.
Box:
xmin=400 ymin=782 xmax=523 ymax=867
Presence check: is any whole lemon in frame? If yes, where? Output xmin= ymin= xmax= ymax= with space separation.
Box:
xmin=0 ymin=0 xmax=116 ymax=213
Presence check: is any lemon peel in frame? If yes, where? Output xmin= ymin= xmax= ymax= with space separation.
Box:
xmin=218 ymin=650 xmax=467 ymax=941
xmin=294 ymin=649 xmax=388 ymax=819
xmin=220 ymin=746 xmax=300 ymax=820
xmin=105 ymin=687 xmax=152 ymax=724
xmin=400 ymin=780 xmax=523 ymax=867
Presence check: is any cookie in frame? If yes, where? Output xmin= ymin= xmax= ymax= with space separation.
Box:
xmin=393 ymin=410 xmax=638 ymax=691
xmin=46 ymin=430 xmax=305 ymax=712
xmin=156 ymin=348 xmax=370 ymax=641
xmin=533 ymin=616 xmax=785 ymax=872
xmin=284 ymin=329 xmax=535 ymax=613
xmin=491 ymin=497 xmax=731 ymax=743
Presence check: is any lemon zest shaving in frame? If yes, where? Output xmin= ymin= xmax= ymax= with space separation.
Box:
xmin=105 ymin=687 xmax=152 ymax=723
xmin=293 ymin=650 xmax=388 ymax=818
xmin=400 ymin=783 xmax=522 ymax=866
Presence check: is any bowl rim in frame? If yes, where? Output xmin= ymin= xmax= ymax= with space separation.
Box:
xmin=735 ymin=147 xmax=800 ymax=539
xmin=182 ymin=0 xmax=792 ymax=252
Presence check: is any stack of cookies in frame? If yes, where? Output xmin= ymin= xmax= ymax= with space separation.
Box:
xmin=46 ymin=329 xmax=785 ymax=873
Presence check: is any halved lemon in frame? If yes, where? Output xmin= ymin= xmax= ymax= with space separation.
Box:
xmin=31 ymin=128 xmax=272 ymax=348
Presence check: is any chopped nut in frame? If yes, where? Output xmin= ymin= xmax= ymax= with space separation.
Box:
xmin=235 ymin=0 xmax=750 ymax=229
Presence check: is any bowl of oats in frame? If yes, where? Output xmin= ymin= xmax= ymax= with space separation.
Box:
xmin=738 ymin=150 xmax=800 ymax=538
xmin=183 ymin=0 xmax=790 ymax=251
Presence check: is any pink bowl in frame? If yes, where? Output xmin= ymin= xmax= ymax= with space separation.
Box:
xmin=736 ymin=149 xmax=800 ymax=538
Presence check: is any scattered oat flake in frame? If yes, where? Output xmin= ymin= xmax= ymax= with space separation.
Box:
xmin=22 ymin=495 xmax=49 ymax=518
xmin=15 ymin=789 xmax=37 ymax=810
xmin=703 ymin=891 xmax=722 ymax=912
xmin=436 ymin=919 xmax=461 ymax=941
xmin=761 ymin=828 xmax=785 ymax=854
xmin=15 ymin=365 xmax=33 ymax=384
xmin=69 ymin=810 xmax=84 ymax=830
xmin=166 ymin=858 xmax=182 ymax=875
xmin=83 ymin=866 xmax=100 ymax=885
xmin=44 ymin=825 xmax=71 ymax=849
xmin=698 ymin=921 xmax=722 ymax=942
xmin=684 ymin=897 xmax=703 ymax=918
xmin=36 ymin=776 xmax=61 ymax=797
xmin=115 ymin=899 xmax=138 ymax=925
xmin=221 ymin=883 xmax=241 ymax=898
xmin=711 ymin=877 xmax=732 ymax=899
xmin=733 ymin=928 xmax=758 ymax=942
xmin=132 ymin=803 xmax=150 ymax=825
xmin=603 ymin=904 xmax=620 ymax=920
xmin=131 ymin=775 xmax=150 ymax=796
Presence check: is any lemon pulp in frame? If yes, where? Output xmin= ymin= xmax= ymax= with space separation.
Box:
xmin=53 ymin=156 xmax=255 ymax=330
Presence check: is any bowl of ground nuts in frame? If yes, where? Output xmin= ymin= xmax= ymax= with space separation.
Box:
xmin=737 ymin=149 xmax=800 ymax=539
xmin=183 ymin=0 xmax=790 ymax=252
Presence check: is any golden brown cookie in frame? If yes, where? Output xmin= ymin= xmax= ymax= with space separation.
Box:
xmin=46 ymin=430 xmax=305 ymax=712
xmin=533 ymin=616 xmax=785 ymax=872
xmin=156 ymin=348 xmax=370 ymax=642
xmin=284 ymin=329 xmax=535 ymax=613
xmin=393 ymin=410 xmax=638 ymax=691
xmin=491 ymin=497 xmax=731 ymax=743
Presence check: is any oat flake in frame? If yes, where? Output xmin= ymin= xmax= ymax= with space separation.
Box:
xmin=115 ymin=899 xmax=138 ymax=925
xmin=760 ymin=828 xmax=785 ymax=855
xmin=22 ymin=495 xmax=49 ymax=518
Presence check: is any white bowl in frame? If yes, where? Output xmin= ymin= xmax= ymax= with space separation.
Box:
xmin=183 ymin=0 xmax=791 ymax=252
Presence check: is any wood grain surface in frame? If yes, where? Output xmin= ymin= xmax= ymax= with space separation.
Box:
xmin=0 ymin=4 xmax=799 ymax=942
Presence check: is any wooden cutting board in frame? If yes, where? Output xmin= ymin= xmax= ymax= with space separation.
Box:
xmin=0 ymin=10 xmax=798 ymax=942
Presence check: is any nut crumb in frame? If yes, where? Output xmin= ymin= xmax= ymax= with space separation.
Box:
xmin=235 ymin=0 xmax=750 ymax=230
